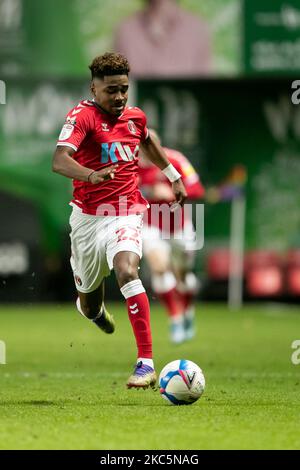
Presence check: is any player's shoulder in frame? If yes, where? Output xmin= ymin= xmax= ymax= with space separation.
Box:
xmin=65 ymin=99 xmax=96 ymax=122
xmin=124 ymin=106 xmax=146 ymax=120
xmin=164 ymin=147 xmax=188 ymax=164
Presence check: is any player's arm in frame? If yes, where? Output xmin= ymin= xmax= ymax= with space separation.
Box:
xmin=173 ymin=156 xmax=205 ymax=200
xmin=52 ymin=146 xmax=118 ymax=184
xmin=140 ymin=134 xmax=187 ymax=206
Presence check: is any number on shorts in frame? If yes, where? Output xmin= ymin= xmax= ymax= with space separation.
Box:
xmin=116 ymin=226 xmax=140 ymax=246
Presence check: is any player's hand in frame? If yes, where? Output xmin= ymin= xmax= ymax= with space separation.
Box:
xmin=89 ymin=165 xmax=118 ymax=184
xmin=171 ymin=178 xmax=187 ymax=210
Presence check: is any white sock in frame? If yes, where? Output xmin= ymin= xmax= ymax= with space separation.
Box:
xmin=120 ymin=279 xmax=145 ymax=299
xmin=137 ymin=357 xmax=154 ymax=369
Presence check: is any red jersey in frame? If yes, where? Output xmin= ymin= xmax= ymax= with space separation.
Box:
xmin=138 ymin=147 xmax=205 ymax=232
xmin=57 ymin=100 xmax=149 ymax=215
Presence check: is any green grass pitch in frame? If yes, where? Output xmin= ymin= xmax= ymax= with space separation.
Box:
xmin=0 ymin=302 xmax=299 ymax=450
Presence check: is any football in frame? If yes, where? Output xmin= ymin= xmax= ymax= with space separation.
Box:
xmin=159 ymin=359 xmax=205 ymax=405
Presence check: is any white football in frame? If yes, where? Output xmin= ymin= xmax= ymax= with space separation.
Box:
xmin=159 ymin=359 xmax=205 ymax=405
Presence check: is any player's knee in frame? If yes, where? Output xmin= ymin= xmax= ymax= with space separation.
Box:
xmin=151 ymin=265 xmax=168 ymax=276
xmin=146 ymin=252 xmax=169 ymax=274
xmin=115 ymin=265 xmax=139 ymax=287
xmin=148 ymin=255 xmax=170 ymax=275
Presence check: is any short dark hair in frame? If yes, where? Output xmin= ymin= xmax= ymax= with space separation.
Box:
xmin=89 ymin=52 xmax=130 ymax=79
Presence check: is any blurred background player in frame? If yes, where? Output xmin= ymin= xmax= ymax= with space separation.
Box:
xmin=52 ymin=54 xmax=187 ymax=389
xmin=139 ymin=130 xmax=205 ymax=343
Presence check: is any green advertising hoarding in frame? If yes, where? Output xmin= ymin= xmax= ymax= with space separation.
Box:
xmin=0 ymin=79 xmax=88 ymax=251
xmin=5 ymin=0 xmax=300 ymax=80
xmin=244 ymin=0 xmax=300 ymax=75
xmin=0 ymin=0 xmax=86 ymax=78
xmin=0 ymin=0 xmax=240 ymax=79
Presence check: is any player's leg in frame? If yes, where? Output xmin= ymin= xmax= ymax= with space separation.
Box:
xmin=145 ymin=246 xmax=186 ymax=344
xmin=171 ymin=245 xmax=199 ymax=340
xmin=77 ymin=279 xmax=104 ymax=318
xmin=76 ymin=279 xmax=115 ymax=333
xmin=143 ymin=225 xmax=185 ymax=343
xmin=113 ymin=250 xmax=156 ymax=389
xmin=70 ymin=207 xmax=115 ymax=333
xmin=105 ymin=214 xmax=156 ymax=388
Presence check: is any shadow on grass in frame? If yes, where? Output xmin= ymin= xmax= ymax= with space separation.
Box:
xmin=115 ymin=402 xmax=178 ymax=407
xmin=0 ymin=398 xmax=169 ymax=407
xmin=0 ymin=400 xmax=65 ymax=406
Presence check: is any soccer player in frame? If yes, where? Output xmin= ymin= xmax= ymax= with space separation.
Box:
xmin=139 ymin=130 xmax=205 ymax=343
xmin=52 ymin=53 xmax=187 ymax=389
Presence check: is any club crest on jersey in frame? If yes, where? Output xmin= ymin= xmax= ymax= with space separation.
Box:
xmin=59 ymin=123 xmax=74 ymax=141
xmin=101 ymin=123 xmax=110 ymax=132
xmin=128 ymin=120 xmax=137 ymax=134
